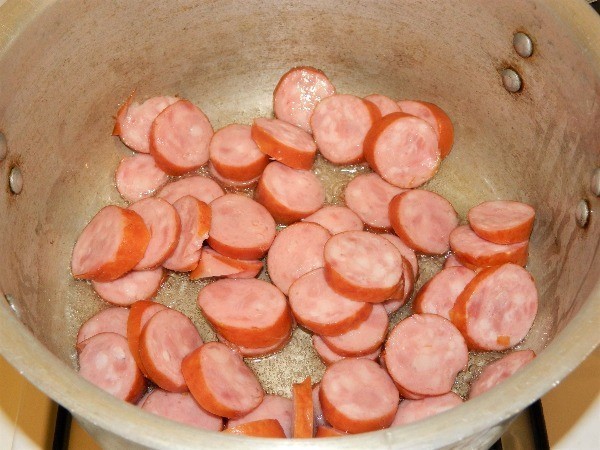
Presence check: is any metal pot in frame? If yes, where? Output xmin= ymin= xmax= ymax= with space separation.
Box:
xmin=0 ymin=0 xmax=598 ymax=448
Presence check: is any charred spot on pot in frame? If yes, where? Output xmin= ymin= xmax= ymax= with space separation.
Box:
xmin=591 ymin=168 xmax=600 ymax=197
xmin=9 ymin=165 xmax=23 ymax=195
xmin=575 ymin=199 xmax=591 ymax=228
xmin=513 ymin=32 xmax=534 ymax=58
xmin=0 ymin=132 xmax=6 ymax=161
xmin=501 ymin=68 xmax=523 ymax=93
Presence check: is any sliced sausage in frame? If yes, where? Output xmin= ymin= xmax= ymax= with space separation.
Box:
xmin=450 ymin=263 xmax=538 ymax=351
xmin=208 ymin=194 xmax=276 ymax=260
xmin=182 ymin=342 xmax=264 ymax=418
xmin=127 ymin=300 xmax=167 ymax=376
xmin=397 ymin=100 xmax=454 ymax=159
xmin=115 ymin=154 xmax=169 ymax=203
xmin=76 ymin=307 xmax=129 ymax=345
xmin=449 ymin=225 xmax=529 ymax=268
xmin=91 ymin=268 xmax=164 ymax=306
xmin=255 ymin=162 xmax=325 ymax=224
xmin=267 ymin=222 xmax=331 ymax=295
xmin=302 ymin=206 xmax=363 ymax=235
xmin=162 ymin=196 xmax=211 ymax=272
xmin=289 ymin=268 xmax=372 ymax=336
xmin=129 ymin=197 xmax=181 ymax=270
xmin=197 ymin=278 xmax=292 ymax=348
xmin=217 ymin=330 xmax=291 ymax=358
xmin=321 ymin=304 xmax=388 ymax=356
xmin=208 ymin=162 xmax=260 ymax=189
xmin=150 ymin=100 xmax=213 ymax=176
xmin=315 ymin=426 xmax=346 ymax=437
xmin=383 ymin=256 xmax=415 ymax=314
xmin=292 ymin=376 xmax=314 ymax=438
xmin=227 ymin=394 xmax=293 ymax=438
xmin=413 ymin=267 xmax=476 ymax=320
xmin=323 ymin=231 xmax=403 ymax=303
xmin=139 ymin=308 xmax=203 ymax=392
xmin=443 ymin=253 xmax=466 ymax=269
xmin=364 ymin=94 xmax=402 ymax=116
xmin=389 ymin=190 xmax=459 ymax=255
xmin=469 ymin=350 xmax=536 ymax=398
xmin=391 ymin=392 xmax=463 ymax=426
xmin=384 ymin=314 xmax=468 ymax=399
xmin=312 ymin=335 xmax=381 ymax=366
xmin=380 ymin=234 xmax=418 ymax=279
xmin=190 ymin=247 xmax=263 ymax=280
xmin=78 ymin=332 xmax=145 ymax=403
xmin=320 ymin=358 xmax=399 ymax=434
xmin=467 ymin=200 xmax=535 ymax=245
xmin=251 ymin=117 xmax=317 ymax=170
xmin=141 ymin=389 xmax=223 ymax=430
xmin=157 ymin=175 xmax=224 ymax=205
xmin=209 ymin=124 xmax=270 ymax=181
xmin=223 ymin=419 xmax=286 ymax=438
xmin=344 ymin=173 xmax=405 ymax=231
xmin=113 ymin=93 xmax=178 ymax=153
xmin=311 ymin=94 xmax=381 ymax=165
xmin=312 ymin=383 xmax=326 ymax=428
xmin=364 ymin=112 xmax=440 ymax=188
xmin=273 ymin=66 xmax=336 ymax=134
xmin=71 ymin=206 xmax=150 ymax=281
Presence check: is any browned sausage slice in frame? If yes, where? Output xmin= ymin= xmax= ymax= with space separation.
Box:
xmin=391 ymin=392 xmax=463 ymax=426
xmin=197 ymin=278 xmax=292 ymax=348
xmin=469 ymin=350 xmax=536 ymax=398
xmin=389 ymin=190 xmax=459 ymax=255
xmin=208 ymin=194 xmax=277 ymax=260
xmin=141 ymin=389 xmax=223 ymax=430
xmin=450 ymin=264 xmax=538 ymax=351
xmin=302 ymin=206 xmax=363 ymax=235
xmin=182 ymin=342 xmax=264 ymax=418
xmin=78 ymin=332 xmax=145 ymax=403
xmin=255 ymin=162 xmax=325 ymax=224
xmin=157 ymin=176 xmax=224 ymax=205
xmin=467 ymin=200 xmax=535 ymax=245
xmin=324 ymin=231 xmax=403 ymax=303
xmin=364 ymin=112 xmax=440 ymax=188
xmin=227 ymin=394 xmax=293 ymax=438
xmin=71 ymin=206 xmax=150 ymax=281
xmin=92 ymin=268 xmax=164 ymax=306
xmin=127 ymin=300 xmax=167 ymax=376
xmin=76 ymin=307 xmax=129 ymax=345
xmin=413 ymin=267 xmax=475 ymax=320
xmin=312 ymin=335 xmax=381 ymax=366
xmin=320 ymin=358 xmax=399 ymax=433
xmin=190 ymin=247 xmax=263 ymax=280
xmin=150 ymin=100 xmax=213 ymax=175
xmin=273 ymin=66 xmax=336 ymax=134
xmin=223 ymin=419 xmax=286 ymax=438
xmin=364 ymin=94 xmax=402 ymax=116
xmin=115 ymin=154 xmax=169 ymax=203
xmin=139 ymin=308 xmax=203 ymax=392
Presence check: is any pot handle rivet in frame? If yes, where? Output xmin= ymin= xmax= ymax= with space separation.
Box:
xmin=591 ymin=168 xmax=600 ymax=197
xmin=501 ymin=68 xmax=522 ymax=93
xmin=576 ymin=199 xmax=590 ymax=228
xmin=513 ymin=32 xmax=534 ymax=58
xmin=3 ymin=294 xmax=22 ymax=319
xmin=0 ymin=132 xmax=6 ymax=161
xmin=9 ymin=166 xmax=23 ymax=195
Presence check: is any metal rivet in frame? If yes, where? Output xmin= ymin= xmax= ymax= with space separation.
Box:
xmin=4 ymin=294 xmax=21 ymax=319
xmin=576 ymin=199 xmax=590 ymax=228
xmin=9 ymin=166 xmax=23 ymax=194
xmin=501 ymin=68 xmax=522 ymax=93
xmin=513 ymin=32 xmax=534 ymax=58
xmin=0 ymin=132 xmax=6 ymax=161
xmin=591 ymin=168 xmax=600 ymax=197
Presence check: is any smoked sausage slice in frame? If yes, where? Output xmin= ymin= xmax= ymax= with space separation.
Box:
xmin=127 ymin=300 xmax=167 ymax=376
xmin=227 ymin=394 xmax=293 ymax=438
xmin=190 ymin=248 xmax=263 ymax=280
xmin=469 ymin=350 xmax=536 ymax=398
xmin=364 ymin=94 xmax=402 ymax=116
xmin=92 ymin=268 xmax=164 ymax=306
xmin=312 ymin=335 xmax=381 ymax=366
xmin=76 ymin=307 xmax=129 ymax=345
xmin=467 ymin=200 xmax=535 ymax=245
xmin=413 ymin=267 xmax=475 ymax=320
xmin=223 ymin=419 xmax=286 ymax=438
xmin=391 ymin=392 xmax=463 ymax=426
xmin=302 ymin=206 xmax=363 ymax=235
xmin=157 ymin=176 xmax=224 ymax=205
xmin=115 ymin=154 xmax=169 ymax=203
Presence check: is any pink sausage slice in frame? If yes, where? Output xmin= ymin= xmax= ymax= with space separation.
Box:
xmin=321 ymin=304 xmax=388 ymax=356
xmin=78 ymin=332 xmax=145 ymax=403
xmin=469 ymin=350 xmax=536 ymax=398
xmin=450 ymin=263 xmax=538 ymax=351
xmin=76 ymin=307 xmax=129 ymax=345
xmin=92 ymin=268 xmax=164 ymax=306
xmin=217 ymin=330 xmax=292 ymax=358
xmin=71 ymin=206 xmax=150 ymax=282
xmin=273 ymin=66 xmax=336 ymax=134
xmin=113 ymin=93 xmax=178 ymax=153
xmin=380 ymin=234 xmax=418 ymax=279
xmin=115 ymin=154 xmax=169 ymax=203
xmin=344 ymin=173 xmax=405 ymax=231
xmin=162 ymin=196 xmax=211 ymax=272
xmin=209 ymin=124 xmax=270 ymax=182
xmin=150 ymin=100 xmax=213 ymax=176
xmin=182 ymin=342 xmax=264 ymax=418
xmin=383 ymin=256 xmax=415 ymax=314
xmin=141 ymin=389 xmax=223 ymax=430
xmin=227 ymin=394 xmax=294 ymax=438
xmin=312 ymin=384 xmax=326 ymax=428
xmin=413 ymin=267 xmax=476 ymax=320
xmin=443 ymin=253 xmax=466 ymax=269
xmin=312 ymin=335 xmax=381 ymax=366
xmin=311 ymin=94 xmax=381 ymax=165
xmin=364 ymin=94 xmax=402 ymax=116
xmin=190 ymin=247 xmax=263 ymax=280
xmin=390 ymin=190 xmax=459 ymax=255
xmin=324 ymin=231 xmax=404 ymax=303
xmin=302 ymin=206 xmax=363 ymax=235
xmin=157 ymin=176 xmax=224 ymax=205
xmin=129 ymin=197 xmax=181 ymax=270
xmin=468 ymin=200 xmax=535 ymax=245
xmin=139 ymin=308 xmax=203 ymax=392
xmin=384 ymin=313 xmax=468 ymax=399
xmin=449 ymin=225 xmax=529 ymax=269
xmin=289 ymin=268 xmax=373 ymax=336
xmin=364 ymin=112 xmax=440 ymax=188
xmin=127 ymin=300 xmax=168 ymax=376
xmin=256 ymin=161 xmax=325 ymax=224
xmin=320 ymin=358 xmax=399 ymax=433
xmin=391 ymin=392 xmax=463 ymax=426
xmin=208 ymin=163 xmax=260 ymax=189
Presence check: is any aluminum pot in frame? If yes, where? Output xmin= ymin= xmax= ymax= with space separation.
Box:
xmin=0 ymin=0 xmax=599 ymax=448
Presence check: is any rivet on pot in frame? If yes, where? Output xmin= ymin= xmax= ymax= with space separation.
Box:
xmin=501 ymin=68 xmax=522 ymax=93
xmin=513 ymin=32 xmax=534 ymax=58
xmin=575 ymin=199 xmax=590 ymax=228
xmin=4 ymin=294 xmax=21 ymax=319
xmin=591 ymin=168 xmax=600 ymax=197
xmin=0 ymin=132 xmax=7 ymax=161
xmin=9 ymin=166 xmax=23 ymax=195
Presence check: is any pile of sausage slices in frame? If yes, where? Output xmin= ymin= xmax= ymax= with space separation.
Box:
xmin=71 ymin=67 xmax=538 ymax=438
